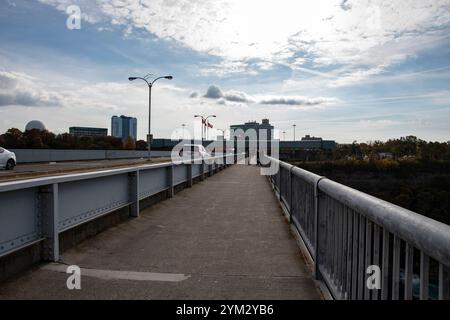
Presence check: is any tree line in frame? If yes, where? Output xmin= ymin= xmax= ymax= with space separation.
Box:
xmin=0 ymin=128 xmax=148 ymax=150
xmin=333 ymin=135 xmax=450 ymax=161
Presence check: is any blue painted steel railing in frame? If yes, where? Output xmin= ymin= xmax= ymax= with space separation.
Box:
xmin=0 ymin=154 xmax=240 ymax=261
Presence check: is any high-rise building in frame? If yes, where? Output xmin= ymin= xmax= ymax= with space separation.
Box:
xmin=111 ymin=115 xmax=137 ymax=141
xmin=69 ymin=127 xmax=107 ymax=137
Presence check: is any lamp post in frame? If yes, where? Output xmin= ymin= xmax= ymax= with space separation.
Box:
xmin=194 ymin=114 xmax=216 ymax=143
xmin=128 ymin=74 xmax=173 ymax=160
xmin=293 ymin=124 xmax=296 ymax=141
xmin=282 ymin=131 xmax=286 ymax=141
xmin=181 ymin=123 xmax=186 ymax=140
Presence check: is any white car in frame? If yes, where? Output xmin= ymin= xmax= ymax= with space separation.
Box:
xmin=179 ymin=144 xmax=211 ymax=159
xmin=0 ymin=147 xmax=16 ymax=170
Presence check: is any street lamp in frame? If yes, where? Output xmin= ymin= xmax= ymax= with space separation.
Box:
xmin=181 ymin=124 xmax=186 ymax=140
xmin=128 ymin=74 xmax=173 ymax=159
xmin=194 ymin=114 xmax=216 ymax=142
xmin=282 ymin=131 xmax=286 ymax=141
xmin=293 ymin=124 xmax=296 ymax=141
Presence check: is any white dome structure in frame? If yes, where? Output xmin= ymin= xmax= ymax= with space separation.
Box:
xmin=25 ymin=120 xmax=46 ymax=131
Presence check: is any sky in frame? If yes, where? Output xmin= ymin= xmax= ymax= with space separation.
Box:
xmin=1 ymin=0 xmax=450 ymax=143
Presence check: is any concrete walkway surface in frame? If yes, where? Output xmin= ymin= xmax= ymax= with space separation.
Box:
xmin=0 ymin=164 xmax=322 ymax=299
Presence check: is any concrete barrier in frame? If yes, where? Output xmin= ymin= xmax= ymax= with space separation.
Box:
xmin=10 ymin=149 xmax=171 ymax=163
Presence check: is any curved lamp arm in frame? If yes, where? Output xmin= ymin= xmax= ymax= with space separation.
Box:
xmin=151 ymin=75 xmax=173 ymax=86
xmin=128 ymin=77 xmax=151 ymax=86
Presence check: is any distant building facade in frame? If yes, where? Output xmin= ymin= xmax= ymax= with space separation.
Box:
xmin=230 ymin=119 xmax=274 ymax=140
xmin=301 ymin=134 xmax=322 ymax=141
xmin=280 ymin=135 xmax=336 ymax=161
xmin=280 ymin=135 xmax=336 ymax=150
xmin=111 ymin=115 xmax=137 ymax=142
xmin=69 ymin=127 xmax=107 ymax=137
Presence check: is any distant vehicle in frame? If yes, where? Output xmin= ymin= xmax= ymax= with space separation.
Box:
xmin=0 ymin=147 xmax=16 ymax=170
xmin=179 ymin=144 xmax=211 ymax=159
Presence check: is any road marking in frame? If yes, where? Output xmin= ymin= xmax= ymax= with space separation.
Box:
xmin=42 ymin=263 xmax=190 ymax=282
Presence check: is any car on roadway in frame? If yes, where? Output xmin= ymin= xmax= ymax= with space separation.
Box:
xmin=0 ymin=147 xmax=16 ymax=170
xmin=178 ymin=144 xmax=211 ymax=159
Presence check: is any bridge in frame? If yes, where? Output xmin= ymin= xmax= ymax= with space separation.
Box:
xmin=0 ymin=154 xmax=449 ymax=300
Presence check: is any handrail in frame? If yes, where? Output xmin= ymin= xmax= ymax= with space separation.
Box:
xmin=319 ymin=178 xmax=450 ymax=267
xmin=265 ymin=155 xmax=450 ymax=300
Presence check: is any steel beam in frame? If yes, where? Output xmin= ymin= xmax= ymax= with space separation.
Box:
xmin=39 ymin=184 xmax=59 ymax=262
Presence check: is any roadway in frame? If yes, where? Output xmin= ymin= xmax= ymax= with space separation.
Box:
xmin=0 ymin=158 xmax=170 ymax=182
xmin=0 ymin=164 xmax=322 ymax=299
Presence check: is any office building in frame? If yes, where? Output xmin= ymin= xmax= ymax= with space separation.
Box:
xmin=230 ymin=119 xmax=274 ymax=140
xmin=69 ymin=127 xmax=108 ymax=137
xmin=111 ymin=115 xmax=137 ymax=141
xmin=280 ymin=135 xmax=336 ymax=150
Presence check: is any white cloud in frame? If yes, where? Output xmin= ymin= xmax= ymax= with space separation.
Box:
xmin=203 ymin=85 xmax=223 ymax=99
xmin=189 ymin=91 xmax=199 ymax=98
xmin=202 ymin=85 xmax=253 ymax=103
xmin=224 ymin=90 xmax=253 ymax=103
xmin=0 ymin=70 xmax=63 ymax=107
xmin=200 ymin=84 xmax=336 ymax=107
xmin=259 ymin=96 xmax=337 ymax=106
xmin=0 ymin=68 xmax=197 ymax=135
xmin=38 ymin=0 xmax=450 ymax=77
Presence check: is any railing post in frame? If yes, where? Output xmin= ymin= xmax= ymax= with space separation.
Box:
xmin=128 ymin=170 xmax=139 ymax=217
xmin=187 ymin=163 xmax=193 ymax=187
xmin=187 ymin=140 xmax=194 ymax=187
xmin=278 ymin=165 xmax=282 ymax=201
xmin=200 ymin=159 xmax=205 ymax=181
xmin=39 ymin=183 xmax=59 ymax=262
xmin=234 ymin=137 xmax=237 ymax=164
xmin=420 ymin=252 xmax=430 ymax=300
xmin=314 ymin=177 xmax=324 ymax=280
xmin=223 ymin=138 xmax=226 ymax=168
xmin=289 ymin=166 xmax=293 ymax=223
xmin=167 ymin=165 xmax=174 ymax=198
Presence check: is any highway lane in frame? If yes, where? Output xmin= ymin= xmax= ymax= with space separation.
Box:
xmin=0 ymin=157 xmax=171 ymax=182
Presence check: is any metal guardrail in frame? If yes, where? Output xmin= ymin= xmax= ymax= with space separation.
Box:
xmin=10 ymin=149 xmax=172 ymax=163
xmin=0 ymin=154 xmax=241 ymax=261
xmin=266 ymin=156 xmax=450 ymax=300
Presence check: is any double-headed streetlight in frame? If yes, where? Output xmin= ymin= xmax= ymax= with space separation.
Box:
xmin=194 ymin=114 xmax=216 ymax=142
xmin=129 ymin=74 xmax=173 ymax=159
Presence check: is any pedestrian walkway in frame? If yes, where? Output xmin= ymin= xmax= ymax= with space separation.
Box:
xmin=0 ymin=164 xmax=321 ymax=299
